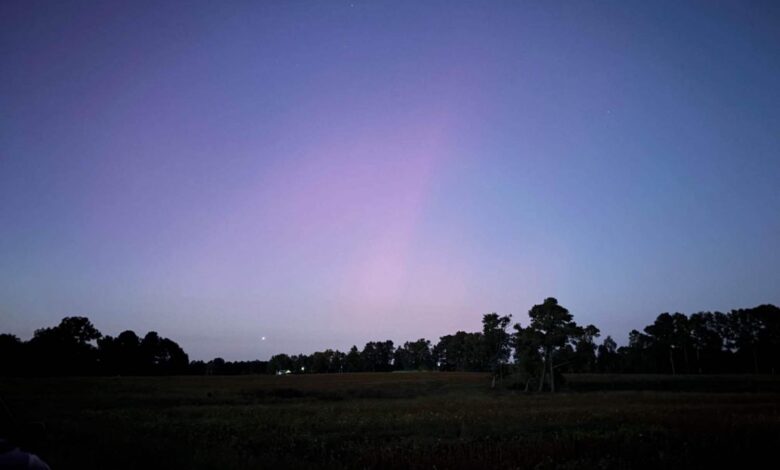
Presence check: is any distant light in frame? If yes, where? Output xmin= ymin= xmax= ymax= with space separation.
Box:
xmin=261 ymin=336 xmax=266 ymax=341
xmin=301 ymin=366 xmax=305 ymax=371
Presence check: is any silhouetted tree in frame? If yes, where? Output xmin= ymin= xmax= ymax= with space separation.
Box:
xmin=188 ymin=360 xmax=207 ymax=375
xmin=644 ymin=313 xmax=679 ymax=374
xmin=729 ymin=304 xmax=780 ymax=374
xmin=688 ymin=312 xmax=725 ymax=373
xmin=5 ymin=303 xmax=780 ymax=377
xmin=620 ymin=329 xmax=653 ymax=372
xmin=290 ymin=354 xmax=311 ymax=373
xmin=269 ymin=354 xmax=293 ymax=374
xmin=512 ymin=323 xmax=543 ymax=391
xmin=27 ymin=316 xmax=102 ymax=375
xmin=525 ymin=298 xmax=581 ymax=392
xmin=360 ymin=341 xmax=394 ymax=372
xmin=482 ymin=313 xmax=512 ymax=387
xmin=434 ymin=332 xmax=485 ymax=371
xmin=0 ymin=334 xmax=23 ymax=376
xmin=331 ymin=350 xmax=346 ymax=373
xmin=572 ymin=324 xmax=600 ymax=373
xmin=345 ymin=346 xmax=362 ymax=372
xmin=393 ymin=339 xmax=434 ymax=371
xmin=753 ymin=304 xmax=780 ymax=374
xmin=98 ymin=330 xmax=142 ymax=375
xmin=138 ymin=332 xmax=189 ymax=374
xmin=207 ymin=357 xmax=226 ymax=375
xmin=596 ymin=336 xmax=618 ymax=372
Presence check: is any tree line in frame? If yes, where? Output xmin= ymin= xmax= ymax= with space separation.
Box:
xmin=2 ymin=299 xmax=778 ymax=388
xmin=0 ymin=317 xmax=189 ymax=376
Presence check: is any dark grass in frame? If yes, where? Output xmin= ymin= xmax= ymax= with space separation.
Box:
xmin=565 ymin=373 xmax=780 ymax=392
xmin=2 ymin=373 xmax=780 ymax=469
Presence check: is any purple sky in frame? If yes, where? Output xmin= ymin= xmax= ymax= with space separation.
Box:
xmin=2 ymin=1 xmax=779 ymax=360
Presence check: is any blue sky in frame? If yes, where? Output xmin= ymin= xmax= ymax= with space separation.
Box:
xmin=1 ymin=1 xmax=778 ymax=360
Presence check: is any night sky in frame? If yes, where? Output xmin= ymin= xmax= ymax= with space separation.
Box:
xmin=2 ymin=1 xmax=779 ymax=360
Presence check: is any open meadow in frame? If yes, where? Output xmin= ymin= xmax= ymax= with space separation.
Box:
xmin=2 ymin=373 xmax=780 ymax=469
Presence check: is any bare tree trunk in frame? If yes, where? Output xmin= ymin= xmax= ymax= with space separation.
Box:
xmin=669 ymin=348 xmax=676 ymax=375
xmin=538 ymin=356 xmax=546 ymax=392
xmin=549 ymin=347 xmax=555 ymax=393
xmin=491 ymin=374 xmax=496 ymax=389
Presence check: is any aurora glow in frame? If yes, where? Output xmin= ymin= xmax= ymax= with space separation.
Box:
xmin=1 ymin=1 xmax=779 ymax=359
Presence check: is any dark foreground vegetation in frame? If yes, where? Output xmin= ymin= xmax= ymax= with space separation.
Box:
xmin=2 ymin=299 xmax=778 ymax=467
xmin=2 ymin=373 xmax=780 ymax=469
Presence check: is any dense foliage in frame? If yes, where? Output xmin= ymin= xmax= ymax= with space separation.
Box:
xmin=0 ymin=317 xmax=189 ymax=376
xmin=2 ymin=302 xmax=778 ymax=378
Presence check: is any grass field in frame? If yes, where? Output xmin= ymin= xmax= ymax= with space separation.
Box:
xmin=2 ymin=373 xmax=780 ymax=469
